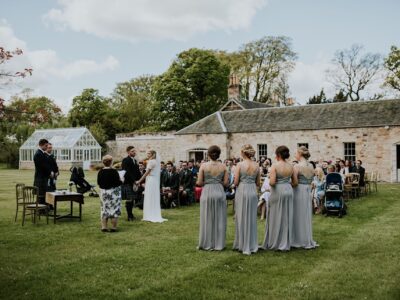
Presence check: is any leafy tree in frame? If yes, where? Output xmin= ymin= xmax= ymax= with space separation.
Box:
xmin=307 ymin=89 xmax=330 ymax=104
xmin=225 ymin=36 xmax=297 ymax=104
xmin=384 ymin=45 xmax=400 ymax=93
xmin=68 ymin=88 xmax=121 ymax=140
xmin=327 ymin=44 xmax=382 ymax=101
xmin=153 ymin=48 xmax=230 ymax=130
xmin=112 ymin=75 xmax=156 ymax=132
xmin=332 ymin=89 xmax=348 ymax=102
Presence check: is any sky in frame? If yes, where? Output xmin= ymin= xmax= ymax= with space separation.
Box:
xmin=1 ymin=0 xmax=399 ymax=112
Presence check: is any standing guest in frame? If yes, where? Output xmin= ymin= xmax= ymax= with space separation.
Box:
xmin=197 ymin=145 xmax=229 ymax=251
xmin=179 ymin=161 xmax=194 ymax=205
xmin=33 ymin=139 xmax=52 ymax=204
xmin=321 ymin=161 xmax=329 ymax=175
xmin=261 ymin=146 xmax=296 ymax=251
xmin=97 ymin=155 xmax=123 ymax=232
xmin=188 ymin=160 xmax=198 ymax=177
xmin=46 ymin=143 xmax=59 ymax=192
xmin=121 ymin=146 xmax=141 ymax=221
xmin=232 ymin=145 xmax=261 ymax=255
xmin=353 ymin=160 xmax=365 ymax=186
xmin=258 ymin=172 xmax=271 ymax=220
xmin=292 ymin=147 xmax=319 ymax=249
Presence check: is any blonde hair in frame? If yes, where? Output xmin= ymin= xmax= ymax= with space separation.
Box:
xmin=241 ymin=144 xmax=256 ymax=159
xmin=148 ymin=149 xmax=156 ymax=159
xmin=315 ymin=167 xmax=324 ymax=181
xmin=298 ymin=146 xmax=311 ymax=160
xmin=102 ymin=155 xmax=113 ymax=167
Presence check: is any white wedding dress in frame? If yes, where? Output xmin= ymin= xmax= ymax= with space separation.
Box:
xmin=142 ymin=155 xmax=167 ymax=223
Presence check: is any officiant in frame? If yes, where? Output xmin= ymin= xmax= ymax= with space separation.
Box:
xmin=121 ymin=146 xmax=141 ymax=221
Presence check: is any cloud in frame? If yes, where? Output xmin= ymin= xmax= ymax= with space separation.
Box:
xmin=43 ymin=0 xmax=266 ymax=42
xmin=0 ymin=20 xmax=119 ymax=110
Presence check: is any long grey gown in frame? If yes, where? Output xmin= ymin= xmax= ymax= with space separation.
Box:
xmin=233 ymin=168 xmax=259 ymax=255
xmin=292 ymin=173 xmax=319 ymax=249
xmin=198 ymin=171 xmax=226 ymax=251
xmin=261 ymin=173 xmax=293 ymax=251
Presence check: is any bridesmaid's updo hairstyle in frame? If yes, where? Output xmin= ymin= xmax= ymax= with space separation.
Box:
xmin=275 ymin=145 xmax=290 ymax=160
xmin=148 ymin=149 xmax=156 ymax=159
xmin=298 ymin=146 xmax=311 ymax=160
xmin=241 ymin=144 xmax=256 ymax=159
xmin=208 ymin=145 xmax=221 ymax=161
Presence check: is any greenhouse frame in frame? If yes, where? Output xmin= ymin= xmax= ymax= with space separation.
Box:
xmin=19 ymin=127 xmax=102 ymax=170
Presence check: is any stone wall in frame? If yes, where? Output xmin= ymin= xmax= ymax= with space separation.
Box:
xmin=108 ymin=126 xmax=400 ymax=182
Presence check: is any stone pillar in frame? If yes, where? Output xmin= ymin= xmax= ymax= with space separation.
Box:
xmin=228 ymin=74 xmax=241 ymax=100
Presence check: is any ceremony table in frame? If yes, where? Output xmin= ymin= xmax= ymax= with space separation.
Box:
xmin=45 ymin=191 xmax=84 ymax=224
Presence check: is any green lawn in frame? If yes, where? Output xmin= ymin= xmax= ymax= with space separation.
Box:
xmin=0 ymin=169 xmax=399 ymax=300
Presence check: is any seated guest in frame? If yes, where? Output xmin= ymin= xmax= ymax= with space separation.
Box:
xmin=161 ymin=162 xmax=179 ymax=208
xmin=353 ymin=160 xmax=365 ymax=186
xmin=188 ymin=160 xmax=198 ymax=177
xmin=97 ymin=155 xmax=122 ymax=232
xmin=321 ymin=161 xmax=328 ymax=175
xmin=179 ymin=161 xmax=194 ymax=205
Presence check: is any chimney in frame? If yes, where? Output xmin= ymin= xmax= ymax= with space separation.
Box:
xmin=228 ymin=74 xmax=241 ymax=100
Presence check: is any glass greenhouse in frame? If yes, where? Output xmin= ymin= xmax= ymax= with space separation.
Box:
xmin=19 ymin=127 xmax=102 ymax=169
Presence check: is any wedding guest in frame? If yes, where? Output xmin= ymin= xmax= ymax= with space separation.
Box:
xmin=179 ymin=161 xmax=194 ymax=205
xmin=261 ymin=145 xmax=296 ymax=251
xmin=312 ymin=167 xmax=325 ymax=214
xmin=232 ymin=144 xmax=261 ymax=255
xmin=161 ymin=162 xmax=179 ymax=208
xmin=46 ymin=143 xmax=59 ymax=192
xmin=33 ymin=139 xmax=52 ymax=205
xmin=121 ymin=146 xmax=141 ymax=221
xmin=97 ymin=155 xmax=123 ymax=232
xmin=292 ymin=146 xmax=318 ymax=249
xmin=197 ymin=145 xmax=229 ymax=251
xmin=353 ymin=160 xmax=365 ymax=186
xmin=258 ymin=171 xmax=271 ymax=220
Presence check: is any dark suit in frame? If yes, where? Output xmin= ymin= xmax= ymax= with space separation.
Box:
xmin=121 ymin=156 xmax=141 ymax=219
xmin=33 ymin=149 xmax=52 ymax=204
xmin=353 ymin=166 xmax=365 ymax=186
xmin=161 ymin=171 xmax=179 ymax=208
xmin=47 ymin=153 xmax=59 ymax=192
xmin=179 ymin=169 xmax=194 ymax=205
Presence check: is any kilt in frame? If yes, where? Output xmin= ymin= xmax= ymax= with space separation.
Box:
xmin=121 ymin=184 xmax=137 ymax=201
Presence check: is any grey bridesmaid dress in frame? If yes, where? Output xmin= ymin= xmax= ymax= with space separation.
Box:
xmin=261 ymin=173 xmax=293 ymax=251
xmin=233 ymin=168 xmax=259 ymax=255
xmin=198 ymin=171 xmax=227 ymax=251
xmin=292 ymin=172 xmax=318 ymax=249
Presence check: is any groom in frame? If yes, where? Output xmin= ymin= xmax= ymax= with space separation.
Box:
xmin=121 ymin=146 xmax=141 ymax=221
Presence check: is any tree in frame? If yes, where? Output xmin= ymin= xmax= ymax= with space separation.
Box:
xmin=226 ymin=36 xmax=297 ymax=104
xmin=332 ymin=89 xmax=348 ymax=102
xmin=153 ymin=48 xmax=230 ymax=130
xmin=68 ymin=88 xmax=121 ymax=140
xmin=327 ymin=44 xmax=382 ymax=101
xmin=112 ymin=75 xmax=156 ymax=132
xmin=307 ymin=88 xmax=330 ymax=104
xmin=384 ymin=45 xmax=400 ymax=93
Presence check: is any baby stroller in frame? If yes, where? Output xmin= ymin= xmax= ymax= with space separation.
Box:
xmin=323 ymin=173 xmax=346 ymax=217
xmin=69 ymin=166 xmax=99 ymax=197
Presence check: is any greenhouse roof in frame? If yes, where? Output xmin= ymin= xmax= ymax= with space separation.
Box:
xmin=20 ymin=127 xmax=100 ymax=149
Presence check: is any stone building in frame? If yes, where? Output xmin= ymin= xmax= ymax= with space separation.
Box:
xmin=108 ymin=78 xmax=400 ymax=182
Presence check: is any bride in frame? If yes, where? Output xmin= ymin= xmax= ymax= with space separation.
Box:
xmin=136 ymin=150 xmax=167 ymax=223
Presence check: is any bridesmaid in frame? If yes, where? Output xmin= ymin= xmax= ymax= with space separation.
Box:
xmin=232 ymin=144 xmax=261 ymax=255
xmin=197 ymin=145 xmax=229 ymax=251
xmin=261 ymin=146 xmax=297 ymax=251
xmin=292 ymin=146 xmax=319 ymax=249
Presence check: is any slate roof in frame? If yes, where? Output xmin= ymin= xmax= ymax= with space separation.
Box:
xmin=176 ymin=99 xmax=400 ymax=135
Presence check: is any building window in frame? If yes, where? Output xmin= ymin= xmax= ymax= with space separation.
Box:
xmin=257 ymin=144 xmax=268 ymax=159
xmin=59 ymin=149 xmax=71 ymax=161
xmin=344 ymin=142 xmax=356 ymax=162
xmin=298 ymin=143 xmax=309 ymax=149
xmin=75 ymin=149 xmax=83 ymax=161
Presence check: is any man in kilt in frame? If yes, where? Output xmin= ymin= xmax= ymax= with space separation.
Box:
xmin=33 ymin=139 xmax=52 ymax=205
xmin=121 ymin=146 xmax=141 ymax=221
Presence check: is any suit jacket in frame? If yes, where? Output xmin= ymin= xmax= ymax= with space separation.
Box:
xmin=179 ymin=169 xmax=194 ymax=189
xmin=34 ymin=149 xmax=52 ymax=181
xmin=121 ymin=156 xmax=141 ymax=185
xmin=161 ymin=171 xmax=179 ymax=190
xmin=353 ymin=166 xmax=365 ymax=186
xmin=47 ymin=153 xmax=59 ymax=174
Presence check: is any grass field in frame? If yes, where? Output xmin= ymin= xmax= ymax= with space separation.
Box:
xmin=0 ymin=169 xmax=399 ymax=299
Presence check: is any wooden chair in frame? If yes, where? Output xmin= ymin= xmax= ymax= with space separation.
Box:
xmin=22 ymin=186 xmax=49 ymax=226
xmin=363 ymin=172 xmax=371 ymax=195
xmin=370 ymin=171 xmax=378 ymax=193
xmin=14 ymin=183 xmax=25 ymax=222
xmin=348 ymin=173 xmax=361 ymax=198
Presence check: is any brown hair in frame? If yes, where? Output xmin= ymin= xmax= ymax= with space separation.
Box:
xmin=126 ymin=146 xmax=134 ymax=152
xmin=298 ymin=146 xmax=311 ymax=160
xmin=275 ymin=145 xmax=290 ymax=160
xmin=208 ymin=145 xmax=221 ymax=161
xmin=102 ymin=155 xmax=113 ymax=167
xmin=39 ymin=139 xmax=49 ymax=146
xmin=241 ymin=144 xmax=256 ymax=159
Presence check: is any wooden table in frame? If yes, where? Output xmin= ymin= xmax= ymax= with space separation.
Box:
xmin=46 ymin=191 xmax=84 ymax=224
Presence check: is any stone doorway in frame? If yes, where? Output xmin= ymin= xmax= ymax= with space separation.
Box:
xmin=188 ymin=148 xmax=207 ymax=162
